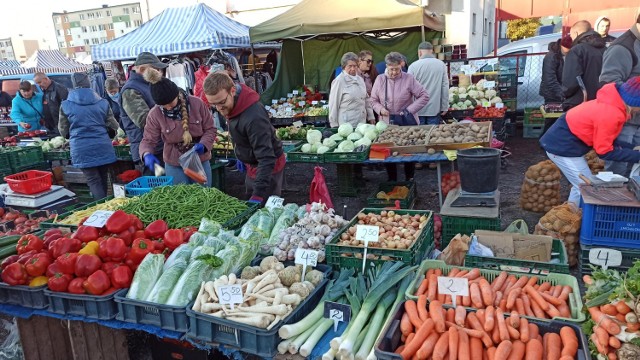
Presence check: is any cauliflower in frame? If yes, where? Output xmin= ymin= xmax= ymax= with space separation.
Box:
xmin=304 ymin=269 xmax=324 ymax=286
xmin=476 ymin=79 xmax=486 ymax=91
xmin=490 ymin=96 xmax=503 ymax=104
xmin=278 ymin=266 xmax=302 ymax=287
xmin=259 ymin=256 xmax=284 ymax=273
xmin=289 ymin=282 xmax=311 ymax=299
xmin=458 ymin=87 xmax=467 ymax=94
xmin=485 ymin=89 xmax=497 ymax=99
xmin=448 ymin=87 xmax=459 ymax=94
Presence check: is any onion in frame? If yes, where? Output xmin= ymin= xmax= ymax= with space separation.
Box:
xmin=341 ymin=233 xmax=349 ymax=241
xmin=14 ymin=216 xmax=27 ymax=225
xmin=357 ymin=213 xmax=366 ymax=220
xmin=4 ymin=212 xmax=18 ymax=221
xmin=380 ymin=210 xmax=388 ymax=217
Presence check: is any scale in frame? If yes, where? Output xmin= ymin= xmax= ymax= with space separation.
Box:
xmin=4 ymin=185 xmax=77 ymax=209
xmin=450 ymin=190 xmax=498 ymax=207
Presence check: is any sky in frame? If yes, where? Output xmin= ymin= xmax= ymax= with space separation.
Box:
xmin=0 ymin=0 xmax=296 ymax=49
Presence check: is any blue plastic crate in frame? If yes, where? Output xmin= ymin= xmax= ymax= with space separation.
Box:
xmin=44 ymin=288 xmax=122 ymax=320
xmin=115 ymin=292 xmax=189 ymax=332
xmin=580 ymin=202 xmax=640 ymax=248
xmin=125 ymin=176 xmax=173 ymax=196
xmin=0 ymin=283 xmax=48 ymax=309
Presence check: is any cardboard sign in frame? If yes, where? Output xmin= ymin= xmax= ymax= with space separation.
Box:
xmin=295 ymin=248 xmax=318 ymax=280
xmin=589 ymin=248 xmax=622 ymax=270
xmin=483 ymin=81 xmax=496 ymax=89
xmin=113 ymin=184 xmax=126 ymax=198
xmin=474 ymin=230 xmax=552 ymax=263
xmin=83 ymin=210 xmax=115 ymax=228
xmin=216 ymin=284 xmax=243 ymax=309
xmin=355 ymin=225 xmax=379 ymax=243
xmin=495 ymin=102 xmax=504 ymax=109
xmin=437 ymin=276 xmax=469 ymax=307
xmin=265 ymin=196 xmax=284 ymax=210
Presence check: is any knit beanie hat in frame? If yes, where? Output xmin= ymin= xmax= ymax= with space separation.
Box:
xmin=143 ymin=68 xmax=179 ymax=105
xmin=617 ymin=76 xmax=640 ymax=107
xmin=560 ymin=35 xmax=573 ymax=49
xmin=72 ymin=72 xmax=90 ymax=89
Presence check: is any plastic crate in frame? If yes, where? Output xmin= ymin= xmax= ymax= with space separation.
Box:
xmin=405 ymin=260 xmax=585 ymax=323
xmin=39 ymin=196 xmax=116 ymax=230
xmin=4 ymin=170 xmax=53 ymax=195
xmin=303 ymin=115 xmax=329 ymax=126
xmin=125 ymin=176 xmax=174 ymax=196
xmin=441 ymin=215 xmax=501 ymax=249
xmin=15 ymin=162 xmax=50 ymax=173
xmin=464 ymin=238 xmax=570 ymax=274
xmin=366 ymin=181 xmax=416 ymax=209
xmin=44 ymin=288 xmax=122 ymax=319
xmin=324 ymin=148 xmax=370 ymax=163
xmin=497 ymin=86 xmax=517 ymax=100
xmin=115 ymin=292 xmax=189 ymax=332
xmin=325 ymin=209 xmax=433 ymax=272
xmin=271 ymin=117 xmax=295 ymax=127
xmin=579 ymin=243 xmax=640 ymax=276
xmin=336 ymin=163 xmax=358 ymax=197
xmin=0 ymin=151 xmax=11 ymax=173
xmin=0 ymin=283 xmax=48 ymax=309
xmin=114 ymin=145 xmax=132 ymax=160
xmin=446 ymin=109 xmax=474 ymax=119
xmin=523 ymin=124 xmax=544 ymax=138
xmin=4 ymin=146 xmax=44 ymax=171
xmin=580 ymin=202 xmax=640 ymax=248
xmin=213 ymin=148 xmax=235 ymax=159
xmin=221 ymin=201 xmax=260 ymax=230
xmin=61 ymin=165 xmax=87 ymax=184
xmin=286 ymin=144 xmax=325 ymax=163
xmin=43 ymin=149 xmax=71 ymax=161
xmin=524 ymin=108 xmax=545 ymax=125
xmin=186 ymin=278 xmax=328 ymax=357
xmin=375 ymin=301 xmax=590 ymax=360
xmin=209 ymin=161 xmax=226 ymax=192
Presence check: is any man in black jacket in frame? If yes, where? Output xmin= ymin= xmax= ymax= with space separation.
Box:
xmin=34 ymin=72 xmax=68 ymax=135
xmin=203 ymin=72 xmax=284 ymax=204
xmin=540 ymin=40 xmax=565 ymax=135
xmin=561 ymin=21 xmax=606 ymax=111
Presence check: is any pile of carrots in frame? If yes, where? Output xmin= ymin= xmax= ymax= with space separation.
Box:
xmin=587 ymin=302 xmax=635 ymax=359
xmin=396 ymin=300 xmax=580 ymax=360
xmin=414 ymin=267 xmax=575 ymax=320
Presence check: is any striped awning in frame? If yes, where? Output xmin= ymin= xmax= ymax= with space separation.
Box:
xmin=92 ymin=3 xmax=250 ymax=61
xmin=21 ymin=50 xmax=90 ymax=73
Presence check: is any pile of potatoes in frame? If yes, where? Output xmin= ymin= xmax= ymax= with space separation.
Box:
xmin=585 ymin=150 xmax=605 ymax=175
xmin=534 ymin=203 xmax=582 ymax=267
xmin=428 ymin=123 xmax=489 ymax=145
xmin=375 ymin=125 xmax=430 ymax=146
xmin=520 ymin=160 xmax=562 ymax=213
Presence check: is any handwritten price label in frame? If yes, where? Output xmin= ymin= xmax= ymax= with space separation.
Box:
xmin=295 ymin=248 xmax=318 ymax=267
xmin=437 ymin=276 xmax=469 ymax=307
xmin=312 ymin=100 xmax=319 ymax=105
xmin=324 ymin=301 xmax=351 ymax=332
xmin=495 ymin=102 xmax=504 ymax=109
xmin=298 ymin=101 xmax=306 ymax=107
xmin=293 ymin=90 xmax=299 ymax=95
xmin=355 ymin=225 xmax=379 ymax=243
xmin=589 ymin=248 xmax=622 ymax=270
xmin=216 ymin=284 xmax=243 ymax=309
xmin=482 ymin=101 xmax=491 ymax=108
xmin=483 ymin=80 xmax=495 ymax=89
xmin=113 ymin=184 xmax=126 ymax=198
xmin=265 ymin=195 xmax=285 ymax=210
xmin=83 ymin=210 xmax=115 ymax=228
xmin=272 ymin=99 xmax=278 ymax=104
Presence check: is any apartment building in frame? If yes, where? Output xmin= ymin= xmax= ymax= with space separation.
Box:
xmin=0 ymin=37 xmax=42 ymax=62
xmin=52 ymin=3 xmax=144 ymax=58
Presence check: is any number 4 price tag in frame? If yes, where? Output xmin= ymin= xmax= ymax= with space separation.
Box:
xmin=356 ymin=225 xmax=379 ymax=273
xmin=324 ymin=301 xmax=351 ymax=332
xmin=83 ymin=210 xmax=115 ymax=228
xmin=265 ymin=196 xmax=284 ymax=211
xmin=295 ymin=248 xmax=318 ymax=281
xmin=437 ymin=276 xmax=469 ymax=307
xmin=216 ymin=284 xmax=243 ymax=310
xmin=589 ymin=248 xmax=622 ymax=270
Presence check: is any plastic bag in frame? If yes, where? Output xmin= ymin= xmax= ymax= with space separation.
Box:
xmin=468 ymin=236 xmax=494 ymax=257
xmin=438 ymin=233 xmax=471 ymax=266
xmin=504 ymin=219 xmax=529 ymax=235
xmin=0 ymin=317 xmax=23 ymax=359
xmin=309 ymin=166 xmax=334 ymax=209
xmin=178 ymin=147 xmax=206 ymax=184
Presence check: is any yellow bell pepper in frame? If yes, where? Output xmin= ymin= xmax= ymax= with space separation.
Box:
xmin=78 ymin=240 xmax=99 ymax=255
xmin=29 ymin=276 xmax=48 ymax=287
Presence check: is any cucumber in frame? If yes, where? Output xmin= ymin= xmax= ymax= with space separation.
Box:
xmin=0 ymin=243 xmax=17 ymax=259
xmin=0 ymin=235 xmax=21 ymax=248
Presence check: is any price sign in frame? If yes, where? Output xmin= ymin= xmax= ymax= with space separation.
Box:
xmin=483 ymin=80 xmax=496 ymax=89
xmin=482 ymin=101 xmax=491 ymax=108
xmin=324 ymin=301 xmax=351 ymax=332
xmin=295 ymin=248 xmax=318 ymax=280
xmin=294 ymin=223 xmax=312 ymax=237
xmin=298 ymin=101 xmax=306 ymax=107
xmin=287 ymin=93 xmax=293 ymax=98
xmin=312 ymin=100 xmax=319 ymax=105
xmin=265 ymin=195 xmax=285 ymax=210
xmin=216 ymin=284 xmax=243 ymax=309
xmin=589 ymin=248 xmax=622 ymax=270
xmin=293 ymin=90 xmax=299 ymax=95
xmin=293 ymin=120 xmax=304 ymax=128
xmin=437 ymin=276 xmax=469 ymax=307
xmin=272 ymin=99 xmax=278 ymax=104
xmin=113 ymin=184 xmax=126 ymax=198
xmin=356 ymin=225 xmax=379 ymax=272
xmin=495 ymin=102 xmax=504 ymax=109
xmin=83 ymin=210 xmax=115 ymax=228
xmin=322 ymin=104 xmax=329 ymax=109
xmin=320 ymin=100 xmax=327 ymax=104
xmin=280 ymin=97 xmax=287 ymax=102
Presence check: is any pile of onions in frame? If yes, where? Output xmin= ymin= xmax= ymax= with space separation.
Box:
xmin=338 ymin=211 xmax=429 ymax=249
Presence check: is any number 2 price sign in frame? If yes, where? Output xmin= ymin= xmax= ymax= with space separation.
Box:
xmin=324 ymin=301 xmax=351 ymax=332
xmin=355 ymin=225 xmax=379 ymax=273
xmin=589 ymin=248 xmax=622 ymax=270
xmin=295 ymin=248 xmax=318 ymax=280
xmin=437 ymin=276 xmax=469 ymax=307
xmin=216 ymin=284 xmax=243 ymax=310
xmin=83 ymin=210 xmax=115 ymax=228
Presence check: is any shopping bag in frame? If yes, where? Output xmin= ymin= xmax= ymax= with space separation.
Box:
xmin=178 ymin=147 xmax=206 ymax=184
xmin=504 ymin=219 xmax=529 ymax=235
xmin=309 ymin=166 xmax=334 ymax=209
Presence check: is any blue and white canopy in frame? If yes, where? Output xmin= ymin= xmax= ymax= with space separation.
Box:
xmin=21 ymin=50 xmax=90 ymax=73
xmin=0 ymin=60 xmax=29 ymax=75
xmin=92 ymin=3 xmax=251 ymax=61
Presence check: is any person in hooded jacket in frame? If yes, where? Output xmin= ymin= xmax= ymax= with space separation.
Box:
xmin=59 ymin=73 xmax=119 ymax=200
xmin=595 ymin=16 xmax=617 ymax=46
xmin=10 ymin=81 xmax=44 ymax=132
xmin=540 ymin=40 xmax=566 ymax=135
xmin=561 ymin=20 xmax=606 ymax=111
xmin=540 ymin=76 xmax=640 ymax=206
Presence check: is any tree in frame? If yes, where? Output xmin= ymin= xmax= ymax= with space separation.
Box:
xmin=506 ymin=18 xmax=542 ymax=41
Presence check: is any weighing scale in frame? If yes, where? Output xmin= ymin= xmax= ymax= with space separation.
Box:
xmin=4 ymin=185 xmax=77 ymax=211
xmin=450 ymin=190 xmax=499 ymax=207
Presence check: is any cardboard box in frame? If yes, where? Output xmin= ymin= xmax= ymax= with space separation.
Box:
xmin=474 ymin=230 xmax=553 ymax=262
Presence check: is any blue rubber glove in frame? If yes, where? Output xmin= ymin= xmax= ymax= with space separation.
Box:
xmin=143 ymin=154 xmax=160 ymax=171
xmin=236 ymin=161 xmax=246 ymax=173
xmin=248 ymin=196 xmax=263 ymax=204
xmin=193 ymin=143 xmax=205 ymax=154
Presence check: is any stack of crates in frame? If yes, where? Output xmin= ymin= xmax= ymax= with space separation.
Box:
xmin=523 ymin=108 xmax=545 ymax=138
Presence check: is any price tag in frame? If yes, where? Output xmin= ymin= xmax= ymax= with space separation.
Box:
xmin=312 ymin=100 xmax=319 ymax=105
xmin=322 ymin=104 xmax=329 ymax=109
xmin=280 ymin=97 xmax=286 ymax=102
xmin=287 ymin=93 xmax=293 ymax=98
xmin=295 ymin=248 xmax=318 ymax=280
xmin=216 ymin=284 xmax=243 ymax=310
xmin=113 ymin=184 xmax=126 ymax=198
xmin=320 ymin=100 xmax=327 ymax=104
xmin=265 ymin=195 xmax=284 ymax=210
xmin=83 ymin=210 xmax=115 ymax=228
xmin=293 ymin=120 xmax=304 ymax=128
xmin=589 ymin=248 xmax=622 ymax=270
xmin=271 ymin=99 xmax=278 ymax=104
xmin=437 ymin=276 xmax=469 ymax=307
xmin=293 ymin=90 xmax=299 ymax=95
xmin=324 ymin=301 xmax=351 ymax=332
xmin=356 ymin=225 xmax=379 ymax=272
xmin=482 ymin=101 xmax=491 ymax=108
xmin=264 ymin=105 xmax=271 ymax=111
xmin=298 ymin=101 xmax=306 ymax=107
xmin=483 ymin=80 xmax=495 ymax=89
xmin=293 ymin=223 xmax=312 ymax=237
xmin=495 ymin=102 xmax=504 ymax=109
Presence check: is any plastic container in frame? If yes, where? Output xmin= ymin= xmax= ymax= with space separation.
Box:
xmin=405 ymin=260 xmax=585 ymax=323
xmin=222 ymin=201 xmax=260 ymax=230
xmin=125 ymin=176 xmax=174 ymax=196
xmin=580 ymin=202 xmax=640 ymax=248
xmin=524 ymin=124 xmax=544 ymax=138
xmin=324 ymin=147 xmax=370 ymax=163
xmin=457 ymin=148 xmax=500 ymax=193
xmin=115 ymin=293 xmax=189 ymax=332
xmin=4 ymin=170 xmax=53 ymax=194
xmin=39 ymin=196 xmax=116 ymax=230
xmin=286 ymin=144 xmax=325 ymax=163
xmin=43 ymin=150 xmax=71 ymax=161
xmin=5 ymin=146 xmax=45 ymax=171
xmin=524 ymin=107 xmax=545 ymax=125
xmin=0 ymin=283 xmax=48 ymax=309
xmin=114 ymin=145 xmax=132 ymax=161
xmin=366 ymin=181 xmax=416 ymax=209
xmin=44 ymin=288 xmax=122 ymax=320
xmin=465 ymin=238 xmax=570 ymax=274
xmin=579 ymin=243 xmax=640 ymax=275
xmin=441 ymin=214 xmax=501 ymax=249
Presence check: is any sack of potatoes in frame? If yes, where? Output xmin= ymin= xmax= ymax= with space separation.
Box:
xmin=534 ymin=203 xmax=582 ymax=267
xmin=520 ymin=160 xmax=562 ymax=213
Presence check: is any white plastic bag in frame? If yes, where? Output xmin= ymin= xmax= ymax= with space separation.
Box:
xmin=468 ymin=236 xmax=494 ymax=257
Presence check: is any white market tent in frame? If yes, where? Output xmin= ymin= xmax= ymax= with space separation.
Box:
xmin=91 ymin=3 xmax=251 ymax=61
xmin=21 ymin=50 xmax=90 ymax=73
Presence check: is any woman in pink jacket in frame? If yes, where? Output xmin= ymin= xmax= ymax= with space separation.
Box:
xmin=370 ymin=52 xmax=430 ymax=181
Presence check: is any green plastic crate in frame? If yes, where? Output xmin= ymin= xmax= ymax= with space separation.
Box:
xmin=336 ymin=163 xmax=358 ymax=197
xmin=0 ymin=151 xmax=12 ymax=172
xmin=323 ymin=148 xmax=370 ymax=163
xmin=281 ymin=140 xmax=302 ymax=153
xmin=325 ymin=209 xmax=433 ymax=272
xmin=209 ymin=161 xmax=226 ymax=192
xmin=366 ymin=181 xmax=416 ymax=209
xmin=579 ymin=244 xmax=640 ymax=276
xmin=523 ymin=124 xmax=544 ymax=139
xmin=43 ymin=150 xmax=71 ymax=161
xmin=39 ymin=196 xmax=116 ymax=230
xmin=3 ymin=147 xmax=44 ymax=171
xmin=221 ymin=201 xmax=260 ymax=230
xmin=114 ymin=145 xmax=132 ymax=161
xmin=286 ymin=144 xmax=325 ymax=163
xmin=464 ymin=238 xmax=570 ymax=274
xmin=524 ymin=108 xmax=545 ymax=125
xmin=14 ymin=162 xmax=49 ymax=173
xmin=441 ymin=215 xmax=500 ymax=249
xmin=405 ymin=260 xmax=585 ymax=323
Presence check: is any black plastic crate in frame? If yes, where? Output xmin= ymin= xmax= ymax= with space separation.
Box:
xmin=44 ymin=288 xmax=122 ymax=320
xmin=115 ymin=293 xmax=189 ymax=332
xmin=579 ymin=243 xmax=640 ymax=276
xmin=0 ymin=283 xmax=48 ymax=309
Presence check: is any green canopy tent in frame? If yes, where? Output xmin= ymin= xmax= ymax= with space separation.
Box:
xmin=249 ymin=0 xmax=445 ymax=102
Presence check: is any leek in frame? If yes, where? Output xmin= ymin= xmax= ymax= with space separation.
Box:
xmin=299 ymin=317 xmax=334 ymax=357
xmin=330 ymin=275 xmax=367 ymax=350
xmin=277 ymin=338 xmax=294 ymax=354
xmin=355 ymin=291 xmax=396 ymax=360
xmin=352 ymin=322 xmax=371 ymax=357
xmin=322 ymin=347 xmax=338 ymax=360
xmin=288 ymin=325 xmax=316 ymax=354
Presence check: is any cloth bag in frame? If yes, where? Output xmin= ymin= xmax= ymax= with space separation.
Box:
xmin=309 ymin=166 xmax=334 ymax=209
xmin=178 ymin=147 xmax=206 ymax=184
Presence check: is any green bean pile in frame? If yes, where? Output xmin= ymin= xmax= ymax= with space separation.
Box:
xmin=118 ymin=184 xmax=250 ymax=228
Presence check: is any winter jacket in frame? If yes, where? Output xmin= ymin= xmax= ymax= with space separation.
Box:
xmin=10 ymin=92 xmax=44 ymax=132
xmin=562 ymin=31 xmax=606 ymax=110
xmin=356 ymin=69 xmax=374 ymax=96
xmin=540 ymin=83 xmax=640 ymax=163
xmin=539 ymin=50 xmax=564 ymax=103
xmin=328 ymin=72 xmax=374 ymax=128
xmin=59 ymin=88 xmax=118 ymax=168
xmin=0 ymin=91 xmax=11 ymax=107
xmin=119 ymin=71 xmax=158 ymax=162
xmin=139 ymin=95 xmax=216 ymax=167
xmin=370 ymin=72 xmax=430 ymax=124
xmin=408 ymin=55 xmax=449 ymax=116
xmin=42 ymin=81 xmax=68 ymax=134
xmin=193 ymin=66 xmax=210 ymax=105
xmin=227 ymin=84 xmax=284 ymax=200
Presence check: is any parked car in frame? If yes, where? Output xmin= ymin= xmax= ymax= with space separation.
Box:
xmin=0 ymin=73 xmax=74 ymax=97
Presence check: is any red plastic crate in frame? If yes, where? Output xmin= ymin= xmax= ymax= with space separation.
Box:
xmin=4 ymin=170 xmax=53 ymax=194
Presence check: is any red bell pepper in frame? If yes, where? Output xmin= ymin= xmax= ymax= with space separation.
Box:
xmin=49 ymin=237 xmax=82 ymax=259
xmin=144 ymin=220 xmax=168 ymax=239
xmin=44 ymin=228 xmax=63 ymax=238
xmin=48 ymin=272 xmax=73 ymax=292
xmin=97 ymin=237 xmax=128 ymax=262
xmin=43 ymin=233 xmax=63 ymax=250
xmin=74 ymin=254 xmax=102 ymax=277
xmin=153 ymin=239 xmax=165 ymax=253
xmin=105 ymin=210 xmax=131 ymax=234
xmin=130 ymin=215 xmax=143 ymax=231
xmin=67 ymin=277 xmax=86 ymax=294
xmin=73 ymin=225 xmax=100 ymax=243
xmin=134 ymin=230 xmax=146 ymax=240
xmin=25 ymin=255 xmax=52 ymax=277
xmin=116 ymin=229 xmax=134 ymax=246
xmin=163 ymin=229 xmax=184 ymax=251
xmin=182 ymin=227 xmax=197 ymax=242
xmin=16 ymin=234 xmax=43 ymax=255
xmin=83 ymin=270 xmax=110 ymax=295
xmin=16 ymin=250 xmax=37 ymax=265
xmin=55 ymin=252 xmax=78 ymax=275
xmin=1 ymin=255 xmax=19 ymax=270
xmin=1 ymin=262 xmax=28 ymax=285
xmin=110 ymin=265 xmax=132 ymax=289
xmin=124 ymin=256 xmax=139 ymax=272
xmin=46 ymin=261 xmax=62 ymax=277
xmin=129 ymin=238 xmax=154 ymax=264
xmin=101 ymin=261 xmax=120 ymax=276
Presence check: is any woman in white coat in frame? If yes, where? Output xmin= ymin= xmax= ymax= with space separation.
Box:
xmin=328 ymin=52 xmax=376 ymax=128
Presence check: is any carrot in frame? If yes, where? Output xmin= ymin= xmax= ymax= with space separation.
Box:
xmin=457 ymin=325 xmax=470 ymax=360
xmin=551 ymin=285 xmax=562 ymax=298
xmin=183 ymin=168 xmax=207 ymax=183
xmin=491 ymin=321 xmax=501 ymax=345
xmin=525 ymin=276 xmax=538 ymax=288
xmin=455 ymin=306 xmax=467 ymax=326
xmin=589 ymin=307 xmax=622 ymax=335
xmin=609 ymin=336 xmax=621 ymax=349
xmin=591 ymin=333 xmax=608 ymax=355
xmin=545 ymin=332 xmax=561 ymax=360
xmin=406 ymin=332 xmax=416 ymax=345
xmin=470 ymin=283 xmax=483 ymax=309
xmin=466 ymin=313 xmax=493 ymax=348
xmin=427 ymin=274 xmax=438 ymax=300
xmin=595 ymin=326 xmax=610 ymax=350
xmin=514 ymin=298 xmax=525 ymax=315
xmin=417 ymin=332 xmax=441 ymax=360
xmin=434 ymin=269 xmax=443 ymax=276
xmin=484 ymin=306 xmax=495 ymax=332
xmin=491 ymin=272 xmax=508 ymax=291
xmin=506 ymin=321 xmax=520 ymax=340
xmin=476 ymin=309 xmax=486 ymax=327
xmin=539 ymin=291 xmax=563 ymax=307
xmin=495 ymin=308 xmax=510 ymax=342
xmin=447 ymin=308 xmax=456 ymax=324
xmin=462 ymin=295 xmax=471 ymax=307
xmin=506 ymin=288 xmax=521 ymax=310
xmin=495 ymin=340 xmax=513 ymax=359
xmin=608 ymin=352 xmax=618 ymax=360
xmin=583 ymin=275 xmax=593 ymax=285
xmin=557 ymin=301 xmax=571 ymax=319
xmin=448 ymin=327 xmax=459 ymax=360
xmin=506 ymin=340 xmax=525 ymax=360
xmin=416 ymin=278 xmax=429 ymax=296
xmin=405 ymin=300 xmax=424 ymax=328
xmin=499 ymin=299 xmax=508 ymax=312
xmin=559 ymin=357 xmax=573 ymax=360
xmin=430 ymin=300 xmax=446 ymax=333
xmin=507 ymin=276 xmax=529 ymax=293
xmin=418 ymin=295 xmax=430 ymax=322
xmin=616 ymin=313 xmax=627 ymax=323
xmin=479 ymin=279 xmax=493 ymax=307
xmin=401 ymin=334 xmax=407 ymax=343
xmin=529 ymin=297 xmax=546 ymax=319
xmin=524 ymin=285 xmax=550 ymax=311
xmin=401 ymin=312 xmax=414 ymax=336
xmin=455 ymin=269 xmax=468 ymax=277
xmin=519 ymin=318 xmax=530 ymax=343
xmin=448 ymin=268 xmax=459 ymax=277
xmin=524 ymin=338 xmax=543 ymax=360
xmin=521 ymin=294 xmax=534 ymax=317
xmin=470 ymin=337 xmax=483 ymax=360
xmin=463 ymin=268 xmax=481 ymax=280
xmin=486 ymin=346 xmax=496 ymax=360
xmin=559 ymin=326 xmax=578 ymax=357
xmin=558 ymin=285 xmax=573 ymax=302
xmin=501 ymin=276 xmax=516 ymax=294
xmin=544 ymin=303 xmax=561 ymax=319
xmin=509 ymin=311 xmax=520 ymax=329
xmin=494 ymin=291 xmax=504 ymax=308
xmin=601 ymin=304 xmax=618 ymax=316
xmin=528 ymin=323 xmax=539 ymax=341
xmin=615 ymin=301 xmax=632 ymax=315
xmin=401 ymin=318 xmax=435 ymax=360
xmin=448 ymin=325 xmax=486 ymax=340
xmin=432 ymin=331 xmax=450 ymax=360
xmin=627 ymin=322 xmax=640 ymax=332
xmin=438 ymin=293 xmax=446 ymax=304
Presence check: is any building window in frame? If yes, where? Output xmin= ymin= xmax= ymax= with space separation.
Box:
xmin=98 ymin=24 xmax=105 ymax=31
xmin=96 ymin=11 xmax=102 ymax=18
xmin=484 ymin=18 xmax=488 ymax=35
xmin=59 ymin=41 xmax=65 ymax=48
xmin=125 ymin=21 xmax=131 ymax=28
xmin=134 ymin=20 xmax=142 ymax=26
xmin=65 ymin=29 xmax=71 ymax=35
xmin=92 ymin=38 xmax=99 ymax=45
xmin=79 ymin=14 xmax=85 ymax=20
xmin=63 ymin=16 xmax=69 ymax=22
xmin=57 ymin=30 xmax=62 ymax=36
xmin=88 ymin=12 xmax=94 ymax=19
xmin=54 ymin=17 xmax=61 ymax=24
xmin=90 ymin=25 xmax=98 ymax=32
xmin=84 ymin=39 xmax=90 ymax=45
xmin=108 ymin=23 xmax=114 ymax=30
xmin=82 ymin=26 xmax=87 ymax=33
xmin=106 ymin=10 xmax=111 ymax=16
xmin=472 ymin=13 xmax=477 ymax=34
xmin=123 ymin=8 xmax=129 ymax=14
xmin=133 ymin=6 xmax=140 ymax=13
xmin=121 ymin=30 xmax=124 ymax=34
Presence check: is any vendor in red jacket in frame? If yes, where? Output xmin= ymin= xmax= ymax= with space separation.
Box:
xmin=540 ymin=76 xmax=640 ymax=205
